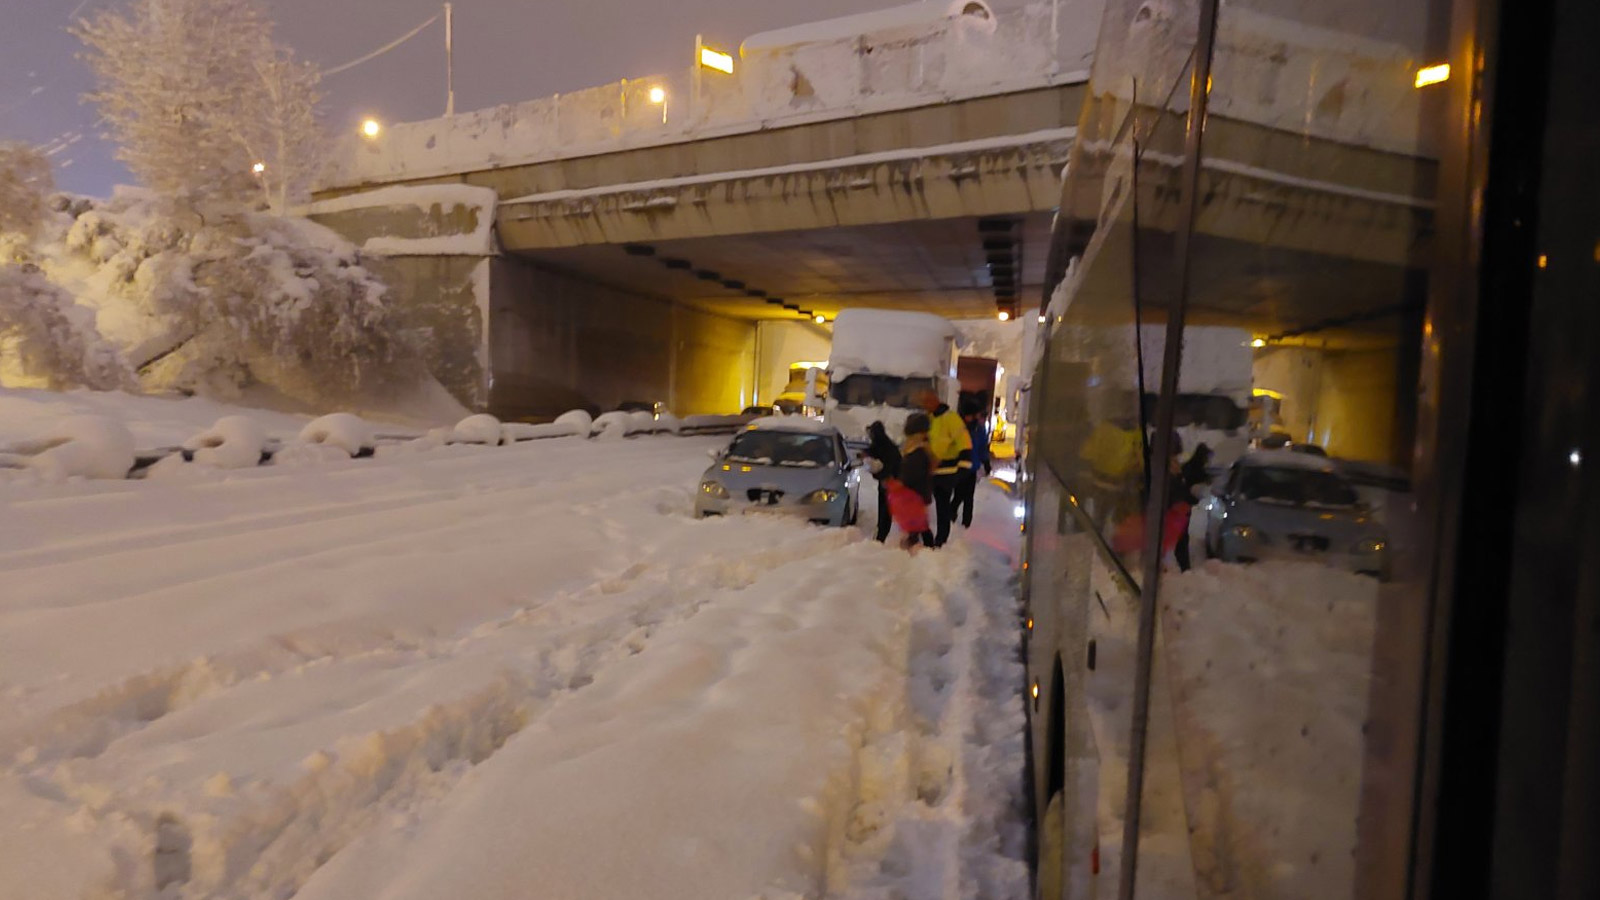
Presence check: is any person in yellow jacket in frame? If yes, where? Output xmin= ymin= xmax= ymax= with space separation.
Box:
xmin=1078 ymin=416 xmax=1144 ymax=529
xmin=919 ymin=391 xmax=973 ymax=547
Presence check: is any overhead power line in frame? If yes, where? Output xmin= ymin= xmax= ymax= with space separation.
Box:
xmin=324 ymin=12 xmax=442 ymax=77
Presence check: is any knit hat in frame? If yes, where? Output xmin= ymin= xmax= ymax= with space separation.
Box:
xmin=904 ymin=412 xmax=931 ymax=436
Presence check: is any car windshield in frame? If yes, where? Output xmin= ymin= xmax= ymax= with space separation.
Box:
xmin=725 ymin=431 xmax=836 ymax=468
xmin=1238 ymin=465 xmax=1361 ymax=508
xmin=832 ymin=374 xmax=935 ymax=408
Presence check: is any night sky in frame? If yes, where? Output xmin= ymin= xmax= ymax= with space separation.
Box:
xmin=0 ymin=0 xmax=891 ymax=196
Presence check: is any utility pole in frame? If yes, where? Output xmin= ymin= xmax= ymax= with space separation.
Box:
xmin=444 ymin=2 xmax=456 ymax=116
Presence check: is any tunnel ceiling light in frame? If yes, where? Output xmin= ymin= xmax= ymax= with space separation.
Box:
xmin=1414 ymin=63 xmax=1450 ymax=88
xmin=721 ymin=279 xmax=746 ymax=290
xmin=360 ymin=118 xmax=382 ymax=138
xmin=694 ymin=269 xmax=721 ymax=281
xmin=661 ymin=257 xmax=691 ymax=269
xmin=745 ymin=288 xmax=767 ymax=298
xmin=765 ymin=297 xmax=785 ymax=305
xmin=782 ymin=303 xmax=799 ymax=311
xmin=251 ymin=161 xmax=266 ymax=175
xmin=648 ymin=86 xmax=667 ymax=104
xmin=814 ymin=314 xmax=827 ymax=324
xmin=1251 ymin=337 xmax=1267 ymax=348
xmin=623 ymin=244 xmax=657 ymax=256
xmin=998 ymin=311 xmax=1011 ymax=321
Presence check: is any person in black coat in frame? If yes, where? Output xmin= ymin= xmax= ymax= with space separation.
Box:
xmin=863 ymin=421 xmax=902 ymax=543
xmin=1173 ymin=442 xmax=1213 ymax=571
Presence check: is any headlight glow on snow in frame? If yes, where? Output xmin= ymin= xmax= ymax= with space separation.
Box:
xmin=699 ymin=481 xmax=729 ymax=499
xmin=802 ymin=489 xmax=839 ymax=504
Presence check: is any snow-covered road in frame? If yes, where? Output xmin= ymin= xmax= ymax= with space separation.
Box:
xmin=0 ymin=432 xmax=1029 ymax=900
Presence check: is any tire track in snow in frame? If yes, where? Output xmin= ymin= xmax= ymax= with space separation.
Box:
xmin=21 ymin=524 xmax=861 ymax=900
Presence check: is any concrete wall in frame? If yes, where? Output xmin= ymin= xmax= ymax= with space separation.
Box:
xmin=487 ymin=257 xmax=756 ymax=420
xmin=1253 ymin=345 xmax=1399 ymax=463
xmin=755 ymin=321 xmax=834 ymax=405
xmin=364 ymin=255 xmax=488 ymax=412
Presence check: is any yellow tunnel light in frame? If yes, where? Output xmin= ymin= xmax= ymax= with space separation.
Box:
xmin=998 ymin=311 xmax=1011 ymax=322
xmin=1415 ymin=63 xmax=1450 ymax=88
xmin=648 ymin=86 xmax=666 ymax=104
xmin=699 ymin=46 xmax=734 ymax=74
xmin=360 ymin=118 xmax=382 ymax=139
xmin=1250 ymin=337 xmax=1267 ymax=348
xmin=1252 ymin=388 xmax=1283 ymax=400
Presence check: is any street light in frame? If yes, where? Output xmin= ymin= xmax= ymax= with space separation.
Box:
xmin=648 ymin=86 xmax=666 ymax=104
xmin=361 ymin=118 xmax=382 ymax=139
xmin=1414 ymin=63 xmax=1450 ymax=88
xmin=698 ymin=45 xmax=734 ymax=74
xmin=998 ymin=310 xmax=1011 ymax=322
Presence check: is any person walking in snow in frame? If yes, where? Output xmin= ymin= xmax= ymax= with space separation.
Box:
xmin=952 ymin=399 xmax=992 ymax=528
xmin=1172 ymin=441 xmax=1213 ymax=572
xmin=919 ymin=391 xmax=973 ymax=547
xmin=887 ymin=412 xmax=936 ymax=551
xmin=862 ymin=420 xmax=902 ymax=543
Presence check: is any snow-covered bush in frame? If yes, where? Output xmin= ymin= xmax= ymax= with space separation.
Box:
xmin=46 ymin=191 xmax=418 ymax=407
xmin=0 ymin=263 xmax=135 ymax=391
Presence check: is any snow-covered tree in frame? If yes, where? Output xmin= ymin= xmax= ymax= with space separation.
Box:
xmin=0 ymin=143 xmax=54 ymax=240
xmin=75 ymin=0 xmax=326 ymax=214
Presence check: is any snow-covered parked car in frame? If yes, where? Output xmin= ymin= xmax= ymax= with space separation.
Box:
xmin=694 ymin=417 xmax=861 ymax=527
xmin=1201 ymin=450 xmax=1390 ymax=578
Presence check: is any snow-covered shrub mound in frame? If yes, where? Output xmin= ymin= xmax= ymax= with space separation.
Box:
xmin=591 ymin=411 xmax=632 ymax=440
xmin=553 ymin=409 xmax=593 ymax=434
xmin=452 ymin=413 xmax=502 ymax=445
xmin=183 ymin=415 xmax=268 ymax=469
xmin=18 ymin=414 xmax=135 ymax=480
xmin=296 ymin=412 xmax=374 ymax=457
xmin=628 ymin=410 xmax=656 ymax=434
xmin=655 ymin=410 xmax=681 ymax=435
xmin=0 ymin=263 xmax=134 ymax=391
xmin=36 ymin=190 xmax=420 ymax=408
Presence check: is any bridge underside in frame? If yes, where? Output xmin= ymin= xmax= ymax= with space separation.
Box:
xmin=510 ymin=213 xmax=1053 ymax=322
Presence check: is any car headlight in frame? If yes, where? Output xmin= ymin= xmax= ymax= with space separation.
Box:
xmin=1228 ymin=524 xmax=1258 ymax=541
xmin=1355 ymin=538 xmax=1387 ymax=554
xmin=699 ymin=480 xmax=729 ymax=499
xmin=801 ymin=488 xmax=840 ymax=504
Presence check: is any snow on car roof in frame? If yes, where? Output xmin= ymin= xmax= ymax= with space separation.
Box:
xmin=1240 ymin=449 xmax=1341 ymax=473
xmin=743 ymin=415 xmax=839 ymax=435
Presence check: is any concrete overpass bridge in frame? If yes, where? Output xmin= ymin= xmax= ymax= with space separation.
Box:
xmin=306 ymin=0 xmax=1098 ymax=419
xmin=307 ymin=0 xmax=1438 ymax=429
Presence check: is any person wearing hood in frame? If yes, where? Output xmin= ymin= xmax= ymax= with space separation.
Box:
xmin=862 ymin=421 xmax=902 ymax=543
xmin=886 ymin=413 xmax=935 ymax=550
xmin=919 ymin=391 xmax=972 ymax=547
xmin=953 ymin=398 xmax=992 ymax=528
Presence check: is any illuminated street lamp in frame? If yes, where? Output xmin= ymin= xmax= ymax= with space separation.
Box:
xmin=648 ymin=86 xmax=666 ymax=104
xmin=1414 ymin=63 xmax=1450 ymax=88
xmin=361 ymin=118 xmax=382 ymax=139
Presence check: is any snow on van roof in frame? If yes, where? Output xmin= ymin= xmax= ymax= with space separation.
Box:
xmin=828 ymin=310 xmax=956 ymax=380
xmin=741 ymin=1 xmax=994 ymax=54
